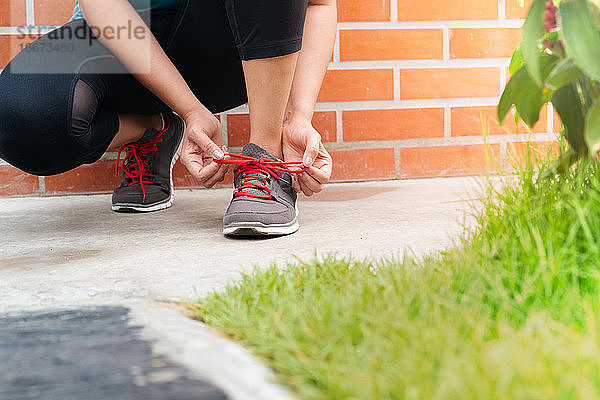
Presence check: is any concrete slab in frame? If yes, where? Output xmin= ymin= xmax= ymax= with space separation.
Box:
xmin=0 ymin=177 xmax=494 ymax=399
xmin=0 ymin=177 xmax=488 ymax=312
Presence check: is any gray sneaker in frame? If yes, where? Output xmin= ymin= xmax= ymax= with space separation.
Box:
xmin=223 ymin=143 xmax=300 ymax=236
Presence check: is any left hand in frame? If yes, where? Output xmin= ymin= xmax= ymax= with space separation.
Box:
xmin=282 ymin=117 xmax=333 ymax=196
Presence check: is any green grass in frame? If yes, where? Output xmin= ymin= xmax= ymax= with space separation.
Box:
xmin=188 ymin=155 xmax=600 ymax=400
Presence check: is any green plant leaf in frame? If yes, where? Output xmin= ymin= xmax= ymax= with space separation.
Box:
xmin=509 ymin=44 xmax=525 ymax=77
xmin=552 ymin=82 xmax=587 ymax=154
xmin=546 ymin=58 xmax=583 ymax=90
xmin=584 ymin=98 xmax=600 ymax=154
xmin=560 ymin=0 xmax=600 ymax=81
xmin=499 ymin=56 xmax=558 ymax=128
xmin=522 ymin=0 xmax=546 ymax=85
xmin=498 ymin=67 xmax=544 ymax=127
xmin=579 ymin=76 xmax=596 ymax=112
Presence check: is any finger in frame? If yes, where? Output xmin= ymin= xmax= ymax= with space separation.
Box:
xmin=306 ymin=146 xmax=333 ymax=184
xmin=180 ymin=147 xmax=203 ymax=181
xmin=204 ymin=173 xmax=224 ymax=188
xmin=298 ymin=171 xmax=324 ymax=194
xmin=303 ymin=131 xmax=321 ymax=168
xmin=197 ymin=161 xmax=223 ymax=185
xmin=299 ymin=180 xmax=314 ymax=197
xmin=306 ymin=163 xmax=332 ymax=185
xmin=203 ymin=162 xmax=230 ymax=187
xmin=215 ymin=163 xmax=230 ymax=183
xmin=189 ymin=127 xmax=225 ymax=160
xmin=292 ymin=174 xmax=301 ymax=193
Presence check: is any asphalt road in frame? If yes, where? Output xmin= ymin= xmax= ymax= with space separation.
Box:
xmin=0 ymin=307 xmax=227 ymax=400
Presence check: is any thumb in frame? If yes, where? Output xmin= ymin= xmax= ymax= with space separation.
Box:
xmin=303 ymin=132 xmax=321 ymax=167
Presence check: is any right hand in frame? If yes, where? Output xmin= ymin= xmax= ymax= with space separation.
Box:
xmin=179 ymin=109 xmax=229 ymax=188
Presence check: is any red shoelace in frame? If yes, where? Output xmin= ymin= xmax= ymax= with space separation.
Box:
xmin=215 ymin=153 xmax=308 ymax=200
xmin=116 ymin=114 xmax=171 ymax=201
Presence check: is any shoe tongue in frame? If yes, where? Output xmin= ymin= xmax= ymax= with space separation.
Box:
xmin=241 ymin=143 xmax=277 ymax=161
xmin=235 ymin=143 xmax=280 ymax=198
xmin=121 ymin=128 xmax=159 ymax=184
xmin=136 ymin=128 xmax=160 ymax=144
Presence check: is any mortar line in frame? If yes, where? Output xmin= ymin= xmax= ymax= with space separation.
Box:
xmin=38 ymin=176 xmax=45 ymax=196
xmin=25 ymin=0 xmax=35 ymax=26
xmin=546 ymin=102 xmax=555 ymax=135
xmin=336 ymin=110 xmax=344 ymax=143
xmin=337 ymin=20 xmax=524 ymax=29
xmin=327 ymin=59 xmax=511 ymax=69
xmin=500 ymin=140 xmax=508 ymax=171
xmin=220 ymin=113 xmax=228 ymax=147
xmin=394 ymin=145 xmax=402 ymax=178
xmin=314 ymin=98 xmax=503 ymax=110
xmin=333 ymin=28 xmax=340 ymax=62
xmin=498 ymin=0 xmax=507 ymax=20
xmin=444 ymin=107 xmax=452 ymax=138
xmin=390 ymin=0 xmax=398 ymax=22
xmin=443 ymin=27 xmax=450 ymax=61
xmin=393 ymin=67 xmax=401 ymax=102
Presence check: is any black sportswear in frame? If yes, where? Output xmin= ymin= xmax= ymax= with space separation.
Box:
xmin=0 ymin=0 xmax=309 ymax=176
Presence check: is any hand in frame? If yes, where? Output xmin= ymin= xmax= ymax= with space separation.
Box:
xmin=282 ymin=117 xmax=333 ymax=196
xmin=179 ymin=110 xmax=229 ymax=188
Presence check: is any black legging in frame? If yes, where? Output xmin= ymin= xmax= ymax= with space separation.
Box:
xmin=0 ymin=0 xmax=308 ymax=176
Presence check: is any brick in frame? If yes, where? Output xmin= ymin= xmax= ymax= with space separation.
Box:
xmin=0 ymin=0 xmax=26 ymax=26
xmin=506 ymin=0 xmax=532 ymax=19
xmin=0 ymin=165 xmax=39 ymax=196
xmin=450 ymin=28 xmax=522 ymax=59
xmin=330 ymin=148 xmax=396 ymax=181
xmin=172 ymin=160 xmax=202 ymax=189
xmin=398 ymin=0 xmax=497 ymax=21
xmin=343 ymin=108 xmax=444 ymax=141
xmin=44 ymin=160 xmax=122 ymax=195
xmin=226 ymin=114 xmax=250 ymax=148
xmin=227 ymin=112 xmax=337 ymax=147
xmin=34 ymin=0 xmax=76 ymax=26
xmin=451 ymin=106 xmax=548 ymax=136
xmin=400 ymin=144 xmax=501 ymax=178
xmin=400 ymin=68 xmax=500 ymax=99
xmin=340 ymin=29 xmax=443 ymax=61
xmin=337 ymin=0 xmax=390 ymax=22
xmin=318 ymin=69 xmax=394 ymax=102
xmin=312 ymin=112 xmax=337 ymax=143
xmin=0 ymin=34 xmax=39 ymax=68
xmin=506 ymin=141 xmax=560 ymax=168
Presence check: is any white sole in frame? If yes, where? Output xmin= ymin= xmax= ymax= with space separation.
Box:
xmin=112 ymin=116 xmax=185 ymax=213
xmin=223 ymin=206 xmax=299 ymax=237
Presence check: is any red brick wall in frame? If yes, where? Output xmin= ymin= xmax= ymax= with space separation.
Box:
xmin=0 ymin=0 xmax=558 ymax=196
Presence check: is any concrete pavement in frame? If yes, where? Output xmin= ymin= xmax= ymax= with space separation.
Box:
xmin=0 ymin=177 xmax=492 ymax=399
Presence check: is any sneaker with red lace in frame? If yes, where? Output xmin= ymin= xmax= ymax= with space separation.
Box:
xmin=112 ymin=112 xmax=185 ymax=212
xmin=217 ymin=143 xmax=307 ymax=236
